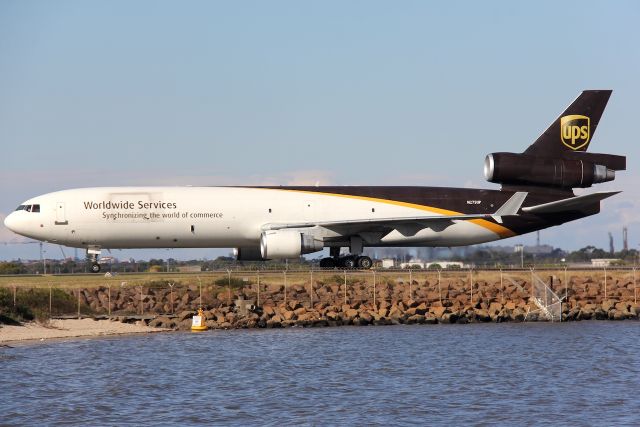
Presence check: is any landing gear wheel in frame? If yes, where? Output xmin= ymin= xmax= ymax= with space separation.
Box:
xmin=340 ymin=257 xmax=357 ymax=269
xmin=319 ymin=258 xmax=336 ymax=268
xmin=90 ymin=263 xmax=101 ymax=273
xmin=357 ymin=256 xmax=373 ymax=269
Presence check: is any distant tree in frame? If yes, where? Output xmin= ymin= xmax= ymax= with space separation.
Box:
xmin=566 ymin=246 xmax=608 ymax=262
xmin=0 ymin=262 xmax=26 ymax=274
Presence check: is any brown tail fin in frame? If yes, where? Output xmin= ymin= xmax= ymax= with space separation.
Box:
xmin=524 ymin=90 xmax=611 ymax=156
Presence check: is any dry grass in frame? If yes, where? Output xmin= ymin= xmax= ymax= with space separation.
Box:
xmin=0 ymin=268 xmax=636 ymax=289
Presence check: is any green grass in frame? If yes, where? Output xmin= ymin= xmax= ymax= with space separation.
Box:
xmin=0 ymin=287 xmax=77 ymax=323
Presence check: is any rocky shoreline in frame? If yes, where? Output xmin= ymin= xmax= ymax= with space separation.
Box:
xmin=65 ymin=273 xmax=639 ymax=330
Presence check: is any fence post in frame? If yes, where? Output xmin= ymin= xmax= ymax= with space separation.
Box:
xmin=634 ymin=268 xmax=637 ymax=305
xmin=344 ymin=270 xmax=347 ymax=306
xmin=284 ymin=271 xmax=287 ymax=306
xmin=469 ymin=268 xmax=473 ymax=305
xmin=13 ymin=285 xmax=16 ymax=307
xmin=372 ymin=270 xmax=376 ymax=308
xmin=169 ymin=283 xmax=174 ymax=314
xmin=564 ymin=266 xmax=568 ymax=308
xmin=227 ymin=269 xmax=232 ymax=305
xmin=409 ymin=269 xmax=413 ymax=301
xmin=309 ymin=270 xmax=313 ymax=308
xmin=197 ymin=276 xmax=203 ymax=308
xmin=49 ymin=284 xmax=52 ymax=317
xmin=438 ymin=269 xmax=442 ymax=306
xmin=257 ymin=272 xmax=261 ymax=307
xmin=139 ymin=286 xmax=144 ymax=315
xmin=500 ymin=269 xmax=503 ymax=304
xmin=107 ymin=284 xmax=111 ymax=317
xmin=77 ymin=288 xmax=81 ymax=319
xmin=603 ymin=267 xmax=607 ymax=300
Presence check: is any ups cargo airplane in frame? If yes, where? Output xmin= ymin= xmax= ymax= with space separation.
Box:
xmin=3 ymin=90 xmax=626 ymax=272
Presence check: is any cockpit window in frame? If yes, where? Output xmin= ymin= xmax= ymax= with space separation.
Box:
xmin=15 ymin=204 xmax=40 ymax=212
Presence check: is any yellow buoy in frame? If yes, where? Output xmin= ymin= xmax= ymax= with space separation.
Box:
xmin=191 ymin=308 xmax=208 ymax=332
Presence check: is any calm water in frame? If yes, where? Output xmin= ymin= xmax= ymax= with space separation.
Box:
xmin=1 ymin=322 xmax=639 ymax=426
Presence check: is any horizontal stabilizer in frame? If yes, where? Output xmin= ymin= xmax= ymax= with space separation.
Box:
xmin=521 ymin=191 xmax=620 ymax=214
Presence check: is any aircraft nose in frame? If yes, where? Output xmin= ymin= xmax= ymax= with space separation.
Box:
xmin=3 ymin=212 xmax=18 ymax=232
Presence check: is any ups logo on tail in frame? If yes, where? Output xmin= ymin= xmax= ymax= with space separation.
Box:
xmin=560 ymin=115 xmax=590 ymax=150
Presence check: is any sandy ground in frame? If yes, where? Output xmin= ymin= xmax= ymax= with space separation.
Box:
xmin=0 ymin=318 xmax=167 ymax=344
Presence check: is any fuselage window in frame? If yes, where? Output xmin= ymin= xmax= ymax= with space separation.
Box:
xmin=15 ymin=205 xmax=26 ymax=211
xmin=32 ymin=204 xmax=40 ymax=213
xmin=25 ymin=205 xmax=32 ymax=212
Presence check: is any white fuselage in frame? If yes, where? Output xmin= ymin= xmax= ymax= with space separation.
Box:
xmin=4 ymin=187 xmax=505 ymax=252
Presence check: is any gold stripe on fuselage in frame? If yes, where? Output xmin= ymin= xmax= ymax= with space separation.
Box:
xmin=250 ymin=187 xmax=516 ymax=238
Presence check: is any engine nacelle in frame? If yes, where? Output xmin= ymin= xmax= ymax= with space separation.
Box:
xmin=484 ymin=152 xmax=615 ymax=188
xmin=233 ymin=247 xmax=263 ymax=261
xmin=260 ymin=230 xmax=323 ymax=259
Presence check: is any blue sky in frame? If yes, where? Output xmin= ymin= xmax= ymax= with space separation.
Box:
xmin=1 ymin=0 xmax=639 ymax=260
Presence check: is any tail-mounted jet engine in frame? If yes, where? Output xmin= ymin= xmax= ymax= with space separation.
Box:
xmin=260 ymin=229 xmax=323 ymax=259
xmin=484 ymin=152 xmax=620 ymax=188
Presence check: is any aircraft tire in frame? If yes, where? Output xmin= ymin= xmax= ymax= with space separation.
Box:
xmin=340 ymin=257 xmax=357 ymax=269
xmin=357 ymin=256 xmax=373 ymax=269
xmin=90 ymin=263 xmax=101 ymax=273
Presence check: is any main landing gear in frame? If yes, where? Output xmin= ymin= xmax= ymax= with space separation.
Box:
xmin=319 ymin=255 xmax=373 ymax=269
xmin=319 ymin=245 xmax=373 ymax=269
xmin=87 ymin=247 xmax=102 ymax=273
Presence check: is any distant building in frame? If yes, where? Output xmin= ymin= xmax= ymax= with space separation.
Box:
xmin=381 ymin=259 xmax=395 ymax=269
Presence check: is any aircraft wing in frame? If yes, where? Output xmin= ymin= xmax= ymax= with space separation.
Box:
xmin=262 ymin=192 xmax=527 ymax=236
xmin=521 ymin=191 xmax=620 ymax=214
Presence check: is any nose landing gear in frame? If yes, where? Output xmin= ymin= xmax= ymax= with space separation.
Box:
xmin=86 ymin=246 xmax=102 ymax=273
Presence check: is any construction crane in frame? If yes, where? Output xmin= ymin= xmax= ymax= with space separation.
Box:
xmin=608 ymin=232 xmax=614 ymax=255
